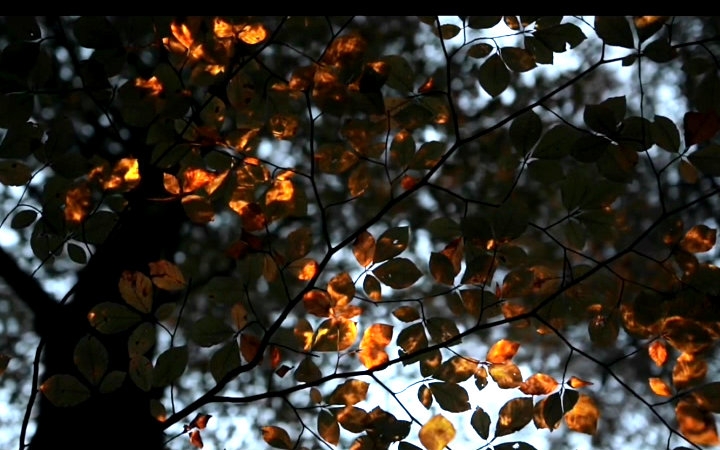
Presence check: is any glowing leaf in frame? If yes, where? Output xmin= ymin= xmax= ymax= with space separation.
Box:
xmin=73 ymin=334 xmax=108 ymax=386
xmin=118 ymin=270 xmax=153 ymax=313
xmin=520 ymin=373 xmax=559 ymax=396
xmin=397 ymin=323 xmax=428 ymax=354
xmin=429 ymin=382 xmax=471 ymax=413
xmin=649 ymin=377 xmax=674 ymax=397
xmin=495 ymin=397 xmax=533 ymax=437
xmin=317 ymin=409 xmax=340 ymax=445
xmin=313 ymin=318 xmax=357 ymax=352
xmin=64 ymin=182 xmax=92 ymax=224
xmin=486 ymin=339 xmax=520 ymax=364
xmin=662 ymin=317 xmax=715 ymax=355
xmin=649 ymin=340 xmax=668 ymax=367
xmin=392 ymin=306 xmax=420 ymax=322
xmin=359 ymin=323 xmax=393 ymax=369
xmin=40 ymin=374 xmax=90 ymax=407
xmin=567 ymin=376 xmax=594 ymax=389
xmin=419 ymin=414 xmax=455 ymax=450
xmin=676 ymin=398 xmax=720 ymax=446
xmin=328 ymin=272 xmax=355 ymax=306
xmin=673 ymin=354 xmax=708 ymax=390
xmin=489 ymin=363 xmax=523 ymax=389
xmin=433 ymin=356 xmax=479 ymax=383
xmin=149 ymin=260 xmax=187 ymax=291
xmin=240 ymin=333 xmax=262 ymax=363
xmin=288 ymin=258 xmax=318 ymax=281
xmin=470 ymin=407 xmax=491 ymax=440
xmin=332 ymin=405 xmax=369 ymax=433
xmin=352 ymin=230 xmax=376 ymax=267
xmin=679 ymin=225 xmax=716 ymax=253
xmin=328 ymin=379 xmax=369 ymax=406
xmin=150 ymin=398 xmax=166 ymax=423
xmin=363 ymin=275 xmax=382 ymax=301
xmin=88 ymin=302 xmax=142 ymax=334
xmin=564 ymin=394 xmax=599 ymax=435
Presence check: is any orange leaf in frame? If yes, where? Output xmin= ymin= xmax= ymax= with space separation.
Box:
xmin=240 ymin=333 xmax=262 ymax=363
xmin=679 ymin=224 xmax=717 ymax=253
xmin=649 ymin=377 xmax=674 ymax=397
xmin=520 ymin=373 xmax=559 ymax=396
xmin=567 ymin=376 xmax=594 ymax=389
xmin=189 ymin=430 xmax=203 ymax=448
xmin=648 ymin=340 xmax=668 ymax=367
xmin=359 ymin=323 xmax=393 ymax=369
xmin=148 ymin=260 xmax=186 ymax=291
xmin=564 ymin=394 xmax=600 ymax=435
xmin=676 ymin=398 xmax=720 ymax=446
xmin=486 ymin=339 xmax=520 ymax=364
xmin=302 ymin=290 xmax=333 ymax=318
xmin=288 ymin=258 xmax=318 ymax=281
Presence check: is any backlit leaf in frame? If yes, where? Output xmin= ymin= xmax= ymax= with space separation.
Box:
xmin=73 ymin=334 xmax=108 ymax=386
xmin=313 ymin=317 xmax=357 ymax=352
xmin=182 ymin=194 xmax=215 ymax=224
xmin=118 ymin=270 xmax=153 ymax=314
xmin=433 ymin=356 xmax=479 ymax=383
xmin=662 ymin=316 xmax=715 ymax=355
xmin=477 ymin=54 xmax=510 ymax=98
xmin=359 ymin=323 xmax=393 ymax=369
xmin=210 ymin=340 xmax=241 ymax=383
xmin=39 ymin=374 xmax=90 ymax=407
xmin=649 ymin=340 xmax=668 ymax=367
xmin=489 ymin=363 xmax=523 ymax=389
xmin=486 ymin=339 xmax=520 ymax=364
xmin=129 ymin=355 xmax=153 ymax=392
xmin=294 ymin=356 xmax=322 ymax=383
xmin=520 ymin=373 xmax=559 ymax=396
xmin=495 ymin=397 xmax=533 ymax=437
xmin=152 ymin=345 xmax=188 ymax=387
xmin=676 ymin=398 xmax=720 ymax=446
xmin=684 ymin=111 xmax=720 ymax=146
xmin=189 ymin=316 xmax=234 ymax=347
xmin=564 ymin=394 xmax=599 ymax=435
xmin=318 ymin=409 xmax=340 ymax=445
xmin=494 ymin=443 xmax=537 ymax=450
xmin=393 ymin=306 xmax=420 ymax=322
xmin=419 ymin=384 xmax=433 ymax=409
xmin=470 ymin=407 xmax=491 ymax=440
xmin=287 ymin=258 xmax=318 ymax=281
xmin=373 ymin=258 xmax=422 ymax=289
xmin=261 ymin=425 xmax=293 ymax=449
xmin=332 ymin=405 xmax=370 ymax=432
xmin=649 ymin=377 xmax=674 ymax=397
xmin=692 ymin=382 xmax=720 ymax=413
xmin=419 ymin=414 xmax=455 ymax=450
xmin=363 ymin=275 xmax=382 ymax=301
xmin=595 ymin=16 xmax=634 ymax=49
xmin=687 ymin=143 xmax=720 ymax=176
xmin=240 ymin=333 xmax=262 ymax=363
xmin=149 ymin=259 xmax=186 ymax=291
xmin=425 ymin=317 xmax=460 ymax=345
xmin=328 ymin=379 xmax=369 ymax=406
xmin=501 ymin=46 xmax=536 ymax=72
xmin=567 ymin=376 xmax=594 ymax=389
xmin=679 ymin=224 xmax=716 ymax=253
xmin=510 ymin=110 xmax=542 ymax=155
xmin=429 ymin=252 xmax=456 ymax=285
xmin=673 ymin=353 xmax=708 ymax=390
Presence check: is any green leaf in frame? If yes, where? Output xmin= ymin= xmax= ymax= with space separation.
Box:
xmin=373 ymin=258 xmax=422 ymax=289
xmin=509 ymin=110 xmax=542 ymax=155
xmin=210 ymin=340 xmax=241 ymax=383
xmin=189 ymin=316 xmax=235 ymax=347
xmin=595 ymin=16 xmax=635 ymax=49
xmin=40 ymin=374 xmax=90 ymax=407
xmin=373 ymin=226 xmax=410 ymax=263
xmin=687 ymin=144 xmax=720 ymax=176
xmin=471 ymin=407 xmax=491 ymax=439
xmin=129 ymin=355 xmax=153 ymax=392
xmin=500 ymin=47 xmax=536 ymax=72
xmin=88 ymin=302 xmax=142 ymax=334
xmin=477 ymin=54 xmax=510 ymax=98
xmin=10 ymin=209 xmax=37 ymax=229
xmin=73 ymin=335 xmax=108 ymax=387
xmin=98 ymin=370 xmax=126 ymax=394
xmin=651 ymin=115 xmax=681 ymax=153
xmin=570 ymin=135 xmax=610 ymax=163
xmin=153 ymin=345 xmax=188 ymax=387
xmin=429 ymin=382 xmax=471 ymax=412
xmin=533 ymin=124 xmax=580 ymax=159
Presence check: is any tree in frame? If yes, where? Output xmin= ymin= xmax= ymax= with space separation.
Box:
xmin=1 ymin=15 xmax=720 ymax=450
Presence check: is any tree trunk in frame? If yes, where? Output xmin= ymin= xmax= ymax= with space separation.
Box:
xmin=4 ymin=161 xmax=186 ymax=450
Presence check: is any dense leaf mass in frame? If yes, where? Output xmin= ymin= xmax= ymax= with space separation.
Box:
xmin=2 ymin=15 xmax=720 ymax=450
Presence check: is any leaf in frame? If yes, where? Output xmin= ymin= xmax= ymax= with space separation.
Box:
xmin=98 ymin=370 xmax=125 ymax=394
xmin=0 ymin=160 xmax=32 ymax=186
xmin=182 ymin=194 xmax=215 ymax=224
xmin=425 ymin=317 xmax=460 ymax=345
xmin=409 ymin=140 xmax=445 ymax=170
xmin=189 ymin=430 xmax=203 ymax=449
xmin=649 ymin=340 xmax=669 ymax=367
xmin=429 ymin=382 xmax=471 ymax=413
xmin=149 ymin=259 xmax=187 ymax=291
xmin=510 ymin=110 xmax=542 ymax=155
xmin=73 ymin=335 xmax=108 ymax=386
xmin=318 ymin=409 xmax=340 ymax=445
xmin=128 ymin=355 xmax=153 ymax=392
xmin=359 ymin=323 xmax=393 ymax=369
xmin=313 ymin=317 xmax=357 ymax=352
xmin=494 ymin=443 xmax=538 ymax=450
xmin=532 ymin=22 xmax=586 ymax=52
xmin=533 ymin=124 xmax=580 ymax=159
xmin=684 ymin=111 xmax=720 ymax=146
xmin=373 ymin=258 xmax=422 ymax=289
xmin=332 ymin=405 xmax=370 ymax=432
xmin=189 ymin=316 xmax=234 ymax=347
xmin=489 ymin=363 xmax=523 ymax=389
xmin=477 ymin=54 xmax=510 ymax=98
xmin=88 ymin=302 xmax=142 ymax=334
xmin=679 ymin=224 xmax=716 ymax=253
xmin=287 ymin=257 xmax=318 ymax=281
xmin=418 ymin=384 xmax=433 ymax=409
xmin=152 ymin=345 xmax=188 ymax=387
xmin=363 ymin=275 xmax=382 ymax=301
xmin=433 ymin=356 xmax=479 ymax=383
xmin=429 ymin=252 xmax=457 ymax=285
xmin=127 ymin=321 xmax=156 ymax=357
xmin=240 ymin=333 xmax=262 ymax=363
xmin=692 ymin=382 xmax=720 ymax=413
xmin=500 ymin=46 xmax=536 ymax=72
xmin=210 ymin=340 xmax=241 ymax=383
xmin=373 ymin=226 xmax=409 ymax=263
xmin=261 ymin=425 xmax=293 ymax=449
xmin=595 ymin=16 xmax=634 ymax=48
xmin=486 ymin=339 xmax=520 ymax=364
xmin=419 ymin=415 xmax=455 ymax=450
xmin=470 ymin=407 xmax=491 ymax=440
xmin=676 ymin=398 xmax=720 ymax=446
xmin=520 ymin=373 xmax=559 ymax=396
xmin=353 ymin=230 xmax=376 ymax=267
xmin=10 ymin=209 xmax=37 ymax=229
xmin=567 ymin=376 xmax=594 ymax=389
xmin=649 ymin=377 xmax=674 ymax=397
xmin=495 ymin=397 xmax=533 ymax=437
xmin=40 ymin=374 xmax=91 ymax=407
xmin=564 ymin=394 xmax=599 ymax=435
xmin=328 ymin=379 xmax=369 ymax=406
xmin=118 ymin=270 xmax=153 ymax=313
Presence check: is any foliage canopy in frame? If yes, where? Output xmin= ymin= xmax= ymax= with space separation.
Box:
xmin=1 ymin=15 xmax=720 ymax=450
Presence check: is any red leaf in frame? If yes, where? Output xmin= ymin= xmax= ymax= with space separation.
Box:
xmin=684 ymin=111 xmax=720 ymax=146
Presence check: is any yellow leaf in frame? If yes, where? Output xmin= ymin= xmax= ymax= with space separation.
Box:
xmin=489 ymin=363 xmax=523 ymax=389
xmin=64 ymin=182 xmax=92 ymax=224
xmin=419 ymin=414 xmax=455 ymax=450
xmin=486 ymin=339 xmax=520 ymax=364
xmin=149 ymin=260 xmax=186 ymax=291
xmin=118 ymin=270 xmax=153 ymax=313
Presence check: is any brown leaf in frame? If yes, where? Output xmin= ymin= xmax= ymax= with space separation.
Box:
xmin=564 ymin=394 xmax=600 ymax=435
